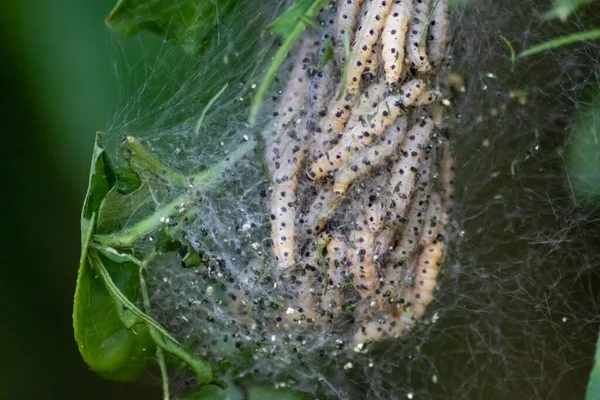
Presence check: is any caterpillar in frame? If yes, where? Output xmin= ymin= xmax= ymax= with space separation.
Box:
xmin=414 ymin=88 xmax=442 ymax=106
xmin=307 ymin=79 xmax=426 ymax=180
xmin=387 ymin=153 xmax=434 ymax=267
xmin=280 ymin=242 xmax=325 ymax=325
xmin=353 ymin=240 xmax=444 ymax=343
xmin=267 ymin=39 xmax=314 ymax=270
xmin=270 ymin=182 xmax=299 ymax=270
xmin=306 ymin=28 xmax=339 ymax=161
xmin=300 ymin=182 xmax=338 ymax=235
xmin=259 ymin=0 xmax=455 ymax=346
xmin=426 ymin=0 xmax=449 ymax=64
xmin=333 ymin=0 xmax=366 ymax=67
xmin=372 ymin=227 xmax=395 ymax=262
xmin=350 ymin=211 xmax=377 ymax=291
xmin=381 ymin=0 xmax=413 ymax=85
xmin=365 ymin=188 xmax=385 ymax=233
xmin=364 ymin=40 xmax=382 ymax=79
xmin=346 ymin=79 xmax=386 ymax=132
xmin=273 ymin=39 xmax=315 ymax=130
xmin=405 ymin=240 xmax=444 ymax=320
xmin=307 ymin=62 xmax=337 ymax=161
xmin=439 ymin=139 xmax=455 ymax=211
xmin=345 ymin=0 xmax=393 ymax=94
xmin=320 ymin=235 xmax=350 ymax=318
xmin=407 ymin=0 xmax=432 ymax=72
xmin=418 ymin=191 xmax=447 ymax=247
xmin=333 ymin=115 xmax=408 ymax=195
xmin=318 ymin=92 xmax=359 ymax=138
xmin=386 ymin=117 xmax=434 ymax=224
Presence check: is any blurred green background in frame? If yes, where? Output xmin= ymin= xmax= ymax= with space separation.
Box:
xmin=0 ymin=1 xmax=160 ymax=398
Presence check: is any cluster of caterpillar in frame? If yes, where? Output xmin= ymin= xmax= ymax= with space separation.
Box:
xmin=263 ymin=0 xmax=453 ymax=345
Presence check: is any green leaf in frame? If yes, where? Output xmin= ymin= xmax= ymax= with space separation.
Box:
xmin=544 ymin=0 xmax=597 ymax=20
xmin=249 ymin=0 xmax=328 ymax=126
xmin=81 ymin=133 xmax=116 ymax=248
xmin=177 ymin=383 xmax=244 ymax=400
xmin=121 ymin=136 xmax=189 ymax=187
xmin=518 ymin=29 xmax=600 ymax=58
xmin=449 ymin=0 xmax=469 ymax=9
xmin=269 ymin=0 xmax=316 ymax=36
xmin=73 ymin=245 xmax=154 ymax=380
xmin=95 ymin=139 xmax=256 ymax=248
xmin=75 ymin=133 xmax=155 ymax=380
xmin=177 ymin=382 xmax=309 ymax=400
xmin=567 ymin=86 xmax=600 ymax=205
xmin=89 ymin=251 xmax=223 ymax=387
xmin=96 ymin=182 xmax=155 ymax=234
xmin=500 ymin=35 xmax=516 ymax=71
xmin=246 ymin=384 xmax=310 ymax=400
xmin=113 ymin=165 xmax=142 ymax=194
xmin=587 ymin=332 xmax=600 ymax=400
xmin=106 ymin=0 xmax=236 ymax=54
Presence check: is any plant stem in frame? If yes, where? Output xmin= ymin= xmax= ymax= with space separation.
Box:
xmin=249 ymin=0 xmax=328 ymax=127
xmin=95 ymin=139 xmax=256 ymax=248
xmin=95 ymin=195 xmax=185 ymax=247
xmin=138 ymin=254 xmax=170 ymax=400
xmin=519 ymin=29 xmax=600 ymax=58
xmin=195 ymin=83 xmax=229 ymax=134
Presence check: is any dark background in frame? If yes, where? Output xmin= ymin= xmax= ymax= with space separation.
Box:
xmin=0 ymin=1 xmax=159 ymax=398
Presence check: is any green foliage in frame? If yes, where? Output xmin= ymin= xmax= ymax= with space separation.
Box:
xmin=121 ymin=136 xmax=189 ymax=187
xmin=74 ymin=133 xmax=226 ymax=392
xmin=179 ymin=381 xmax=309 ymax=400
xmin=519 ymin=29 xmax=600 ymax=58
xmin=246 ymin=384 xmax=310 ymax=400
xmin=106 ymin=0 xmax=237 ymax=53
xmin=74 ymin=134 xmax=154 ymax=380
xmin=80 ymin=134 xmax=116 ymax=248
xmin=568 ymin=87 xmax=600 ymax=205
xmin=569 ymin=85 xmax=600 ymax=400
xmin=544 ymin=0 xmax=598 ymax=20
xmin=587 ymin=335 xmax=600 ymax=400
xmin=449 ymin=0 xmax=469 ymax=9
xmin=178 ymin=383 xmax=245 ymax=400
xmin=74 ymin=251 xmax=154 ymax=381
xmin=89 ymin=251 xmax=222 ymax=387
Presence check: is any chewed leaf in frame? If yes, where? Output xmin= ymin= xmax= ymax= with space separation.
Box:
xmin=81 ymin=133 xmax=116 ymax=249
xmin=106 ymin=0 xmax=236 ymax=53
xmin=96 ymin=183 xmax=155 ymax=234
xmin=94 ymin=138 xmax=256 ymax=248
xmin=121 ymin=136 xmax=189 ymax=188
xmin=89 ymin=251 xmax=223 ymax=387
xmin=73 ymin=247 xmax=153 ymax=380
xmin=568 ymin=86 xmax=600 ymax=205
xmin=544 ymin=0 xmax=597 ymax=20
xmin=177 ymin=381 xmax=309 ymax=400
xmin=587 ymin=330 xmax=600 ymax=399
xmin=246 ymin=384 xmax=310 ymax=400
xmin=177 ymin=383 xmax=244 ymax=400
xmin=75 ymin=133 xmax=154 ymax=380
